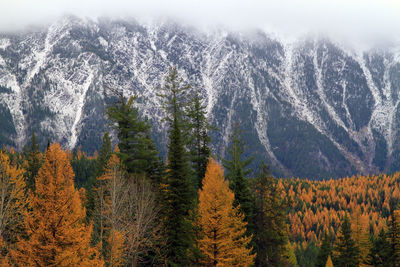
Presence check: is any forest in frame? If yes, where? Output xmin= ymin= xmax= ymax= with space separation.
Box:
xmin=1 ymin=67 xmax=400 ymax=267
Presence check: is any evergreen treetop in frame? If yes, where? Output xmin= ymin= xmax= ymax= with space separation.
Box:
xmin=107 ymin=95 xmax=160 ymax=179
xmin=223 ymin=122 xmax=254 ymax=235
xmin=158 ymin=66 xmax=196 ymax=265
xmin=24 ymin=130 xmax=43 ymax=191
xmin=187 ymin=88 xmax=213 ymax=189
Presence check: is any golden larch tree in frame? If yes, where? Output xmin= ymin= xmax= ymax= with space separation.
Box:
xmin=108 ymin=229 xmax=125 ymax=267
xmin=10 ymin=143 xmax=103 ymax=266
xmin=0 ymin=151 xmax=27 ymax=250
xmin=325 ymin=255 xmax=333 ymax=267
xmin=96 ymin=152 xmax=127 ymax=266
xmin=197 ymin=158 xmax=255 ymax=266
xmin=351 ymin=207 xmax=372 ymax=266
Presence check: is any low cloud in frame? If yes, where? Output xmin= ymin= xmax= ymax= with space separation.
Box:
xmin=1 ymin=0 xmax=399 ymax=49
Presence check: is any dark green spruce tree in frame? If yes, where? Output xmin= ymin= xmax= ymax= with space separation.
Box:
xmin=107 ymin=95 xmax=161 ymax=181
xmin=252 ymin=163 xmax=289 ymax=266
xmin=223 ymin=122 xmax=254 ymax=230
xmin=157 ymin=66 xmax=195 ymax=266
xmin=70 ymin=148 xmax=97 ymax=188
xmin=86 ymin=132 xmax=112 ymax=223
xmin=333 ymin=214 xmax=360 ymax=267
xmin=187 ymin=89 xmax=212 ymax=189
xmin=316 ymin=232 xmax=332 ymax=267
xmin=387 ymin=209 xmax=400 ymax=266
xmin=96 ymin=132 xmax=112 ymax=177
xmin=367 ymin=228 xmax=392 ymax=266
xmin=24 ymin=130 xmax=43 ymax=190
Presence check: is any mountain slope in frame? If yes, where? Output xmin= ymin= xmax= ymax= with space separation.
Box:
xmin=0 ymin=16 xmax=399 ymax=178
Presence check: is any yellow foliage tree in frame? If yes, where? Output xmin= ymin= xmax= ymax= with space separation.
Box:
xmin=197 ymin=158 xmax=255 ymax=266
xmin=10 ymin=143 xmax=103 ymax=266
xmin=325 ymin=255 xmax=333 ymax=267
xmin=351 ymin=207 xmax=372 ymax=266
xmin=96 ymin=152 xmax=127 ymax=266
xmin=108 ymin=229 xmax=125 ymax=267
xmin=0 ymin=151 xmax=27 ymax=249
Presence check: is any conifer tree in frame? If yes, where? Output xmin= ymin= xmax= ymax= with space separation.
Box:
xmin=157 ymin=66 xmax=195 ymax=265
xmin=389 ymin=209 xmax=400 ymax=266
xmin=197 ymin=158 xmax=255 ymax=266
xmin=223 ymin=123 xmax=254 ymax=232
xmin=108 ymin=229 xmax=125 ymax=267
xmin=333 ymin=215 xmax=360 ymax=267
xmin=95 ymin=152 xmax=128 ymax=266
xmin=316 ymin=232 xmax=332 ymax=267
xmin=70 ymin=148 xmax=97 ymax=188
xmin=46 ymin=138 xmax=51 ymax=151
xmin=252 ymin=163 xmax=289 ymax=266
xmin=285 ymin=242 xmax=298 ymax=267
xmin=86 ymin=132 xmax=112 ymax=223
xmin=367 ymin=228 xmax=391 ymax=266
xmin=107 ymin=95 xmax=160 ymax=180
xmin=0 ymin=151 xmax=27 ymax=247
xmin=96 ymin=132 xmax=112 ymax=177
xmin=351 ymin=207 xmax=372 ymax=266
xmin=325 ymin=255 xmax=333 ymax=267
xmin=187 ymin=89 xmax=212 ymax=188
xmin=10 ymin=143 xmax=103 ymax=266
xmin=24 ymin=130 xmax=43 ymax=190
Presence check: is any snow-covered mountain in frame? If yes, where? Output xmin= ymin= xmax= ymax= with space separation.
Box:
xmin=1 ymin=16 xmax=399 ymax=179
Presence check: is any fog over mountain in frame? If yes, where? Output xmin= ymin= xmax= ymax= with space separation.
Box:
xmin=2 ymin=0 xmax=400 ymax=48
xmin=1 ymin=1 xmax=400 ymax=178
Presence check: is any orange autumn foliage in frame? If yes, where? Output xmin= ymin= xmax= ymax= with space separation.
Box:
xmin=108 ymin=229 xmax=126 ymax=267
xmin=10 ymin=143 xmax=103 ymax=266
xmin=0 ymin=151 xmax=27 ymax=246
xmin=325 ymin=255 xmax=333 ymax=267
xmin=197 ymin=158 xmax=255 ymax=266
xmin=96 ymin=152 xmax=127 ymax=266
xmin=351 ymin=207 xmax=372 ymax=266
xmin=281 ymin=173 xmax=400 ymax=246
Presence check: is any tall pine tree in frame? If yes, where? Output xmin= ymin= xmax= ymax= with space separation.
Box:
xmin=367 ymin=228 xmax=392 ymax=266
xmin=23 ymin=130 xmax=43 ymax=191
xmin=86 ymin=132 xmax=113 ymax=223
xmin=223 ymin=123 xmax=254 ymax=232
xmin=316 ymin=232 xmax=332 ymax=267
xmin=96 ymin=132 xmax=112 ymax=177
xmin=252 ymin=163 xmax=289 ymax=266
xmin=351 ymin=207 xmax=372 ymax=266
xmin=157 ymin=66 xmax=195 ymax=265
xmin=333 ymin=214 xmax=360 ymax=267
xmin=187 ymin=89 xmax=212 ymax=189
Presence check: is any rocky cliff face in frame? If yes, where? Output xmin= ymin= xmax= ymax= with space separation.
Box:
xmin=1 ymin=16 xmax=399 ymax=178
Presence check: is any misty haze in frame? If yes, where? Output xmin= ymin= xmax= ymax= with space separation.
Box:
xmin=1 ymin=1 xmax=400 ymax=266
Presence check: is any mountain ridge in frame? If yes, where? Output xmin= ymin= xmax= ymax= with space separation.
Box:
xmin=0 ymin=16 xmax=399 ymax=179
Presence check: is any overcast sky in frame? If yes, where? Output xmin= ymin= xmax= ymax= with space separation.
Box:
xmin=1 ymin=0 xmax=399 ymax=49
